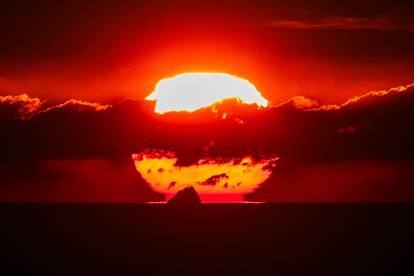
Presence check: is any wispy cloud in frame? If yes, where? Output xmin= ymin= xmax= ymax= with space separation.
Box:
xmin=37 ymin=99 xmax=111 ymax=115
xmin=0 ymin=95 xmax=111 ymax=120
xmin=273 ymin=82 xmax=414 ymax=112
xmin=311 ymin=83 xmax=414 ymax=111
xmin=274 ymin=96 xmax=319 ymax=110
xmin=269 ymin=17 xmax=414 ymax=32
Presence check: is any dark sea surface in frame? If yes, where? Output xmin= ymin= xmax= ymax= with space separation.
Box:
xmin=1 ymin=204 xmax=413 ymax=275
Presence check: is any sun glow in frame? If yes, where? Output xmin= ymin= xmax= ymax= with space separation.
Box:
xmin=146 ymin=73 xmax=268 ymax=114
xmin=132 ymin=151 xmax=277 ymax=202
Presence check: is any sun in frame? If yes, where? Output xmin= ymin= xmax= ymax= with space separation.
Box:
xmin=132 ymin=150 xmax=277 ymax=202
xmin=146 ymin=73 xmax=268 ymax=114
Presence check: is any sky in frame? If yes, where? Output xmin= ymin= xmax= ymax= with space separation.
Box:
xmin=0 ymin=0 xmax=413 ymax=202
xmin=1 ymin=0 xmax=414 ymax=103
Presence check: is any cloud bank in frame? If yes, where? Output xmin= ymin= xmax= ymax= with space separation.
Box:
xmin=1 ymin=82 xmax=413 ymax=202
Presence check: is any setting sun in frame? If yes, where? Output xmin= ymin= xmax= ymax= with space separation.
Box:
xmin=132 ymin=150 xmax=277 ymax=202
xmin=146 ymin=73 xmax=268 ymax=114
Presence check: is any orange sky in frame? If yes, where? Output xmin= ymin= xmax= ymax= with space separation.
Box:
xmin=1 ymin=1 xmax=413 ymax=105
xmin=132 ymin=151 xmax=277 ymax=202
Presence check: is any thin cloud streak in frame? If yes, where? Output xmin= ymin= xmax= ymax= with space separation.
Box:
xmin=309 ymin=83 xmax=414 ymax=111
xmin=273 ymin=83 xmax=414 ymax=111
xmin=269 ymin=17 xmax=414 ymax=32
xmin=0 ymin=95 xmax=111 ymax=119
xmin=36 ymin=99 xmax=111 ymax=115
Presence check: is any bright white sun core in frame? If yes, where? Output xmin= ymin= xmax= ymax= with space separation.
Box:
xmin=146 ymin=73 xmax=269 ymax=114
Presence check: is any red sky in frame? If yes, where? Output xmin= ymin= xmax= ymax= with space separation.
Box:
xmin=1 ymin=0 xmax=414 ymax=104
xmin=1 ymin=0 xmax=414 ymax=202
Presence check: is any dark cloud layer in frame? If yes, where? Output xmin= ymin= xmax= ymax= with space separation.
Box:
xmin=247 ymin=160 xmax=414 ymax=202
xmin=2 ymin=83 xmax=413 ymax=161
xmin=1 ymin=83 xmax=413 ymax=201
xmin=0 ymin=158 xmax=163 ymax=202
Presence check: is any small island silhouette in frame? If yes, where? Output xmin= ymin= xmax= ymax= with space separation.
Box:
xmin=167 ymin=186 xmax=201 ymax=206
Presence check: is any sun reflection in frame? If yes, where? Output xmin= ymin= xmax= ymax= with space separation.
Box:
xmin=132 ymin=150 xmax=277 ymax=202
xmin=146 ymin=73 xmax=268 ymax=114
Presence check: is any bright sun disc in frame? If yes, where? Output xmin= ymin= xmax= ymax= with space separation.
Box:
xmin=146 ymin=73 xmax=268 ymax=114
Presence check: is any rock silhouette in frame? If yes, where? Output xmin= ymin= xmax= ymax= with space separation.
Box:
xmin=167 ymin=186 xmax=202 ymax=206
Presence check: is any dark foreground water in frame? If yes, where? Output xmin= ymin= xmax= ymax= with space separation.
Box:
xmin=1 ymin=204 xmax=413 ymax=275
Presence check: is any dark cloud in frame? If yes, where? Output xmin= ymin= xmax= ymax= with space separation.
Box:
xmin=0 ymin=158 xmax=163 ymax=202
xmin=247 ymin=160 xmax=414 ymax=202
xmin=0 ymin=94 xmax=42 ymax=119
xmin=1 ymin=83 xmax=414 ymax=163
xmin=198 ymin=173 xmax=229 ymax=186
xmin=1 ymin=82 xmax=414 ymax=201
xmin=0 ymin=94 xmax=110 ymax=120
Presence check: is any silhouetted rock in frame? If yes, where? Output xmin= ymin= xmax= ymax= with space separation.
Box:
xmin=167 ymin=186 xmax=201 ymax=206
